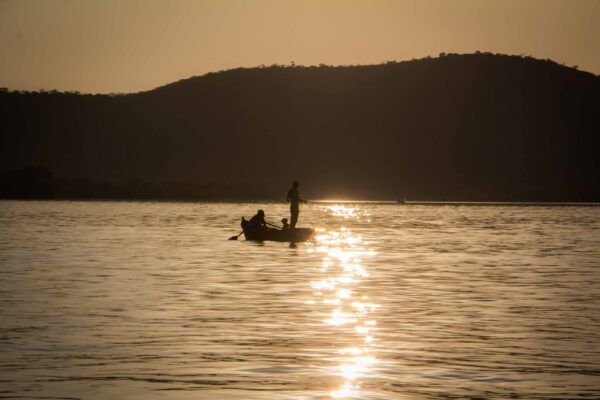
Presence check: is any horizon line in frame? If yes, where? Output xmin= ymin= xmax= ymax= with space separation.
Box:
xmin=310 ymin=200 xmax=600 ymax=206
xmin=1 ymin=51 xmax=595 ymax=96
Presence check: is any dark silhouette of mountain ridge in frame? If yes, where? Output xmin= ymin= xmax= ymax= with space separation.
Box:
xmin=1 ymin=52 xmax=599 ymax=200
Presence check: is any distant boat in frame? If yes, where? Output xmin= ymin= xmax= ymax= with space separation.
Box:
xmin=397 ymin=196 xmax=407 ymax=204
xmin=241 ymin=218 xmax=314 ymax=242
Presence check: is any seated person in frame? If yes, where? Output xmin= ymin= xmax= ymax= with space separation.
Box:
xmin=281 ymin=218 xmax=289 ymax=230
xmin=247 ymin=209 xmax=267 ymax=231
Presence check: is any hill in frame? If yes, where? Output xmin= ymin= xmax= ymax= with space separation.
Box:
xmin=1 ymin=52 xmax=599 ymax=201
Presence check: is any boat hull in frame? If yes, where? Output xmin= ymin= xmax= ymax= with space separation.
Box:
xmin=241 ymin=218 xmax=314 ymax=242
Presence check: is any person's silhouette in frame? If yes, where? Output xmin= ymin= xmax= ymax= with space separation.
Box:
xmin=248 ymin=209 xmax=267 ymax=231
xmin=286 ymin=181 xmax=306 ymax=229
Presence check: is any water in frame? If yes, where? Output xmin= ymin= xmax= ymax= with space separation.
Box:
xmin=1 ymin=200 xmax=599 ymax=399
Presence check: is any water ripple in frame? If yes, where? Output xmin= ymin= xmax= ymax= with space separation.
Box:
xmin=0 ymin=200 xmax=599 ymax=399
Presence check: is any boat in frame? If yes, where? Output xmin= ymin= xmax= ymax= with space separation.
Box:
xmin=241 ymin=218 xmax=314 ymax=242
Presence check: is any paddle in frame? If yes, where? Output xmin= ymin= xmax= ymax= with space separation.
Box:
xmin=228 ymin=231 xmax=243 ymax=240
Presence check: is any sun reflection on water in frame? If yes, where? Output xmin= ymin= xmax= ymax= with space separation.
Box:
xmin=309 ymin=205 xmax=379 ymax=399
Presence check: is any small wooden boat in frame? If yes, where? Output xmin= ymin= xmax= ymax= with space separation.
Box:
xmin=241 ymin=218 xmax=314 ymax=242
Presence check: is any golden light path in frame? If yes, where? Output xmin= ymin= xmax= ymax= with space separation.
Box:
xmin=308 ymin=205 xmax=379 ymax=399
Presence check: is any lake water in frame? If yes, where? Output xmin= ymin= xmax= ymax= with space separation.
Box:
xmin=1 ymin=200 xmax=599 ymax=399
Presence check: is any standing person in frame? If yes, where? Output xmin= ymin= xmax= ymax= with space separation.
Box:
xmin=286 ymin=181 xmax=306 ymax=229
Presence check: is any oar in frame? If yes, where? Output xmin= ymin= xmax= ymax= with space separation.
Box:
xmin=266 ymin=221 xmax=283 ymax=229
xmin=228 ymin=231 xmax=243 ymax=240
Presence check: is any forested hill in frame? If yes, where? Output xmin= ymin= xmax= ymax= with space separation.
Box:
xmin=1 ymin=53 xmax=599 ymax=201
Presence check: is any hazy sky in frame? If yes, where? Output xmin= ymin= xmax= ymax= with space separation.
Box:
xmin=0 ymin=0 xmax=598 ymax=93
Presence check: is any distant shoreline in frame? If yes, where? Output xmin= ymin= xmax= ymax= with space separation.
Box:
xmin=313 ymin=200 xmax=600 ymax=206
xmin=2 ymin=198 xmax=600 ymax=207
xmin=399 ymin=201 xmax=600 ymax=207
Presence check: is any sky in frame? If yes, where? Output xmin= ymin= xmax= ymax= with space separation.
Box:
xmin=0 ymin=0 xmax=598 ymax=94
